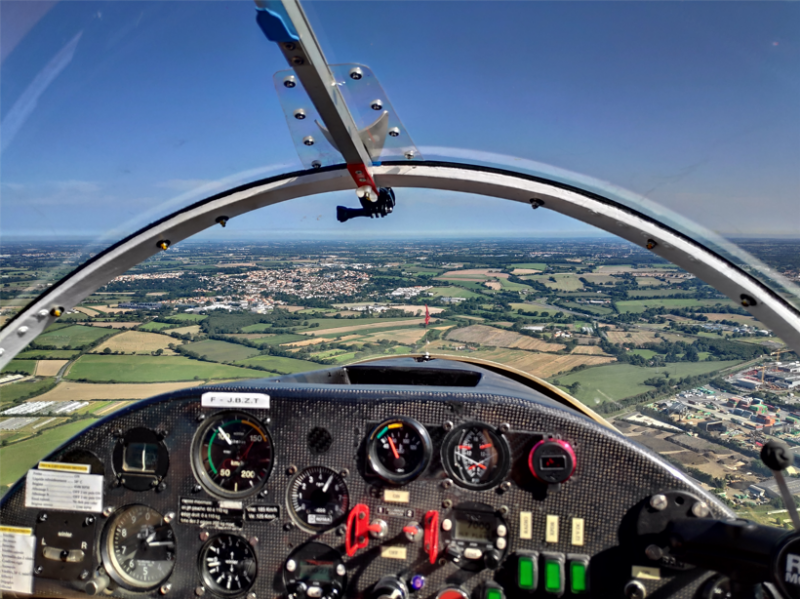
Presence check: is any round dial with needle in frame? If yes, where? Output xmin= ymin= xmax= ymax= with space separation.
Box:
xmin=198 ymin=534 xmax=257 ymax=596
xmin=288 ymin=466 xmax=349 ymax=531
xmin=442 ymin=423 xmax=511 ymax=490
xmin=367 ymin=417 xmax=432 ymax=484
xmin=192 ymin=412 xmax=274 ymax=498
xmin=102 ymin=505 xmax=176 ymax=590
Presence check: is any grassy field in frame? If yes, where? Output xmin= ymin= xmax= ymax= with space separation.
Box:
xmin=447 ymin=325 xmax=565 ymax=352
xmin=0 ymin=420 xmax=97 ymax=492
xmin=171 ymin=313 xmax=207 ymax=322
xmin=627 ymin=289 xmax=693 ymax=298
xmin=628 ymin=349 xmax=659 ymax=359
xmin=93 ymin=331 xmax=178 ymax=355
xmin=184 ymin=340 xmax=261 ymax=362
xmin=35 ymin=381 xmax=201 ymax=401
xmin=551 ymin=360 xmax=744 ymax=406
xmin=0 ymin=379 xmax=57 ymax=406
xmin=66 ymin=355 xmax=265 ymax=382
xmin=257 ymin=334 xmax=307 ymax=346
xmin=138 ymin=321 xmax=181 ymax=332
xmin=526 ymin=274 xmax=584 ymax=291
xmin=169 ymin=325 xmax=201 ymax=336
xmin=471 ymin=348 xmax=615 ymax=378
xmin=16 ymin=349 xmax=80 ymax=360
xmin=36 ymin=325 xmax=113 ymax=348
xmin=561 ymin=302 xmax=614 ymax=315
xmin=510 ymin=263 xmax=548 ymax=270
xmin=1 ymin=360 xmax=36 ymax=375
xmin=615 ymin=298 xmax=736 ymax=313
xmin=427 ymin=286 xmax=484 ymax=299
xmin=234 ymin=355 xmax=321 ymax=374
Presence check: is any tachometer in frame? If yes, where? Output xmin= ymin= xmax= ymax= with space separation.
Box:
xmin=442 ymin=423 xmax=511 ymax=490
xmin=198 ymin=534 xmax=257 ymax=596
xmin=366 ymin=417 xmax=432 ymax=484
xmin=192 ymin=411 xmax=274 ymax=498
xmin=101 ymin=505 xmax=175 ymax=590
xmin=288 ymin=466 xmax=349 ymax=531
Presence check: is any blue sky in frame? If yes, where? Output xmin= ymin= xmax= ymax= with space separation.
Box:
xmin=1 ymin=1 xmax=798 ymax=242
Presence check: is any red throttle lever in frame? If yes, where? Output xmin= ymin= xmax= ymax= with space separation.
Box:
xmin=345 ymin=504 xmax=385 ymax=557
xmin=423 ymin=510 xmax=439 ymax=564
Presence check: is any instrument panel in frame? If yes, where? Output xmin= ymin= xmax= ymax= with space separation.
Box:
xmin=0 ymin=358 xmax=734 ymax=599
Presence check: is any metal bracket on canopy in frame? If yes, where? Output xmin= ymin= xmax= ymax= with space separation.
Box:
xmin=256 ymin=0 xmax=419 ymax=201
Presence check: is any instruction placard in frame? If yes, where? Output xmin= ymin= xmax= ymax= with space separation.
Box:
xmin=0 ymin=526 xmax=35 ymax=594
xmin=180 ymin=498 xmax=244 ymax=529
xmin=25 ymin=468 xmax=103 ymax=513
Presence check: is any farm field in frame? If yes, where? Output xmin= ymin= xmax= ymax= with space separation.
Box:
xmin=88 ymin=305 xmax=136 ymax=313
xmin=138 ymin=321 xmax=181 ymax=332
xmin=169 ymin=325 xmax=201 ymax=336
xmin=0 ymin=420 xmax=99 ymax=492
xmin=66 ymin=355 xmax=265 ymax=382
xmin=510 ymin=263 xmax=548 ymax=270
xmin=184 ymin=339 xmax=261 ymax=362
xmin=357 ymin=327 xmax=428 ymax=345
xmin=526 ymin=274 xmax=584 ymax=291
xmin=615 ymin=298 xmax=736 ymax=313
xmin=605 ymin=330 xmax=686 ymax=345
xmin=627 ymin=289 xmax=692 ymax=298
xmin=74 ymin=306 xmax=100 ymax=316
xmin=256 ymin=334 xmax=307 ymax=346
xmin=0 ymin=379 xmax=57 ymax=406
xmin=552 ymin=360 xmax=744 ymax=406
xmin=571 ymin=345 xmax=608 ymax=355
xmin=34 ymin=360 xmax=68 ymax=376
xmin=234 ymin=355 xmax=321 ymax=374
xmin=301 ymin=318 xmax=428 ymax=335
xmin=87 ymin=322 xmax=141 ymax=329
xmin=426 ymin=287 xmax=484 ymax=299
xmin=171 ymin=314 xmax=207 ymax=322
xmin=34 ymin=381 xmax=200 ymax=402
xmin=93 ymin=331 xmax=179 ymax=354
xmin=36 ymin=325 xmax=114 ymax=348
xmin=446 ymin=325 xmax=565 ymax=352
xmin=1 ymin=360 xmax=36 ymax=375
xmin=471 ymin=349 xmax=615 ymax=379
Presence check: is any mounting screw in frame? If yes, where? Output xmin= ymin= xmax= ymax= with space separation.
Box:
xmin=192 ymin=484 xmax=203 ymax=493
xmin=498 ymin=423 xmax=511 ymax=434
xmin=283 ymin=42 xmax=296 ymax=51
xmin=283 ymin=75 xmax=297 ymax=88
xmin=499 ymin=481 xmax=512 ymax=493
xmin=624 ymin=580 xmax=647 ymax=599
xmin=283 ymin=522 xmax=294 ymax=531
xmin=404 ymin=150 xmax=415 ymax=160
xmin=443 ymin=421 xmax=453 ymax=431
xmin=336 ymin=525 xmax=346 ymax=536
xmin=311 ymin=160 xmax=321 ymax=169
xmin=164 ymin=512 xmax=175 ymax=524
xmin=442 ymin=479 xmax=453 ymax=489
xmin=303 ymin=136 xmax=315 ymax=146
xmin=103 ymin=507 xmax=114 ymax=518
xmin=349 ymin=67 xmax=363 ymax=80
xmin=84 ymin=516 xmax=95 ymax=526
xmin=195 ymin=586 xmax=206 ymax=597
xmin=17 ymin=326 xmax=29 ymax=336
xmin=157 ymin=481 xmax=167 ymax=492
xmin=442 ymin=499 xmax=453 ymax=509
xmin=287 ymin=465 xmax=297 ymax=475
xmin=370 ymin=99 xmax=383 ymax=111
xmin=35 ymin=565 xmax=44 ymax=575
xmin=196 ymin=414 xmax=206 ymax=422
xmin=199 ymin=531 xmax=209 ymax=542
xmin=498 ymin=505 xmax=509 ymax=516
xmin=740 ymin=293 xmax=758 ymax=307
xmin=38 ymin=513 xmax=48 ymax=522
xmin=340 ymin=468 xmax=349 ymax=478
xmin=247 ymin=593 xmax=257 ymax=599
xmin=645 ymin=544 xmax=663 ymax=560
xmin=80 ymin=570 xmax=90 ymax=581
xmin=691 ymin=501 xmax=710 ymax=518
xmin=249 ymin=536 xmax=258 ymax=546
xmin=530 ymin=198 xmax=544 ymax=209
xmin=650 ymin=494 xmax=668 ymax=511
xmin=293 ymin=109 xmax=306 ymax=120
xmin=388 ymin=127 xmax=400 ymax=137
xmin=38 ymin=309 xmax=49 ymax=318
xmin=646 ymin=239 xmax=657 ymax=250
xmin=259 ymin=489 xmax=269 ymax=498
xmin=291 ymin=56 xmax=305 ymax=66
xmin=160 ymin=583 xmax=172 ymax=595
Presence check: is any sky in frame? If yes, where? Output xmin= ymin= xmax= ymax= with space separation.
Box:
xmin=1 ymin=1 xmax=798 ymax=244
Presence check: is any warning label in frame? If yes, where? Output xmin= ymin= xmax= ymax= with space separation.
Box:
xmin=244 ymin=505 xmax=280 ymax=523
xmin=179 ymin=498 xmax=244 ymax=529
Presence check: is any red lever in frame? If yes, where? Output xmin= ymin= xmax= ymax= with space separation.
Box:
xmin=423 ymin=510 xmax=439 ymax=564
xmin=345 ymin=504 xmax=371 ymax=557
xmin=347 ymin=164 xmax=378 ymax=196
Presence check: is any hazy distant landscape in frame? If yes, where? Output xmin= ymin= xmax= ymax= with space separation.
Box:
xmin=1 ymin=237 xmax=799 ymax=524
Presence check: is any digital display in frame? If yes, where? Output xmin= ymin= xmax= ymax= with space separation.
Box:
xmin=296 ymin=561 xmax=335 ymax=582
xmin=123 ymin=442 xmax=160 ymax=473
xmin=454 ymin=518 xmax=492 ymax=541
xmin=540 ymin=455 xmax=567 ymax=471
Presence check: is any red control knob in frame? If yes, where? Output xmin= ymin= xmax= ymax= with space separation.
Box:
xmin=528 ymin=438 xmax=576 ymax=484
xmin=423 ymin=510 xmax=439 ymax=564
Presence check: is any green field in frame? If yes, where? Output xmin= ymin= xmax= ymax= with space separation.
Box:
xmin=170 ymin=313 xmax=207 ymax=322
xmin=0 ymin=420 xmax=96 ymax=493
xmin=241 ymin=323 xmax=273 ymax=333
xmin=552 ymin=360 xmax=744 ymax=406
xmin=0 ymin=379 xmax=57 ymax=406
xmin=427 ymin=286 xmax=484 ymax=299
xmin=234 ymin=355 xmax=322 ymax=374
xmin=628 ymin=349 xmax=659 ymax=359
xmin=299 ymin=317 xmax=421 ymax=331
xmin=257 ymin=334 xmax=307 ymax=346
xmin=184 ymin=340 xmax=261 ymax=362
xmin=615 ymin=299 xmax=736 ymax=313
xmin=627 ymin=289 xmax=692 ymax=298
xmin=66 ymin=355 xmax=265 ymax=382
xmin=16 ymin=349 xmax=80 ymax=360
xmin=1 ymin=360 xmax=36 ymax=375
xmin=36 ymin=325 xmax=113 ymax=348
xmin=510 ymin=263 xmax=548 ymax=270
xmin=526 ymin=274 xmax=584 ymax=291
xmin=139 ymin=321 xmax=181 ymax=332
xmin=561 ymin=302 xmax=614 ymax=315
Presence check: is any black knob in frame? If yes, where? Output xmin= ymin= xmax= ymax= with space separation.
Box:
xmin=762 ymin=440 xmax=793 ymax=471
xmin=446 ymin=544 xmax=464 ymax=563
xmin=484 ymin=549 xmax=502 ymax=570
xmin=372 ymin=576 xmax=408 ymax=599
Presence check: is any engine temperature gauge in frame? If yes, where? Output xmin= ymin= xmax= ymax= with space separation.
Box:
xmin=442 ymin=423 xmax=511 ymax=490
xmin=366 ymin=417 xmax=432 ymax=484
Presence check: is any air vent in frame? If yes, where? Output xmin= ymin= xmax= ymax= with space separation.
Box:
xmin=307 ymin=427 xmax=333 ymax=454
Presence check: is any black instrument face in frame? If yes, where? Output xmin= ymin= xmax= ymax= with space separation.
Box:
xmin=442 ymin=423 xmax=511 ymax=490
xmin=199 ymin=534 xmax=257 ymax=596
xmin=366 ymin=417 xmax=432 ymax=484
xmin=288 ymin=466 xmax=349 ymax=531
xmin=102 ymin=505 xmax=175 ymax=590
xmin=192 ymin=412 xmax=274 ymax=498
xmin=284 ymin=542 xmax=347 ymax=599
xmin=111 ymin=428 xmax=169 ymax=491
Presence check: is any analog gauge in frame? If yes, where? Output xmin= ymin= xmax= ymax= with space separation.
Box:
xmin=192 ymin=411 xmax=274 ymax=498
xmin=102 ymin=505 xmax=176 ymax=590
xmin=288 ymin=466 xmax=349 ymax=532
xmin=442 ymin=423 xmax=511 ymax=490
xmin=199 ymin=534 xmax=257 ymax=596
xmin=366 ymin=417 xmax=432 ymax=484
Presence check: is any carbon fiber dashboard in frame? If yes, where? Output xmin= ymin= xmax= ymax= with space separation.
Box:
xmin=0 ymin=358 xmax=734 ymax=599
